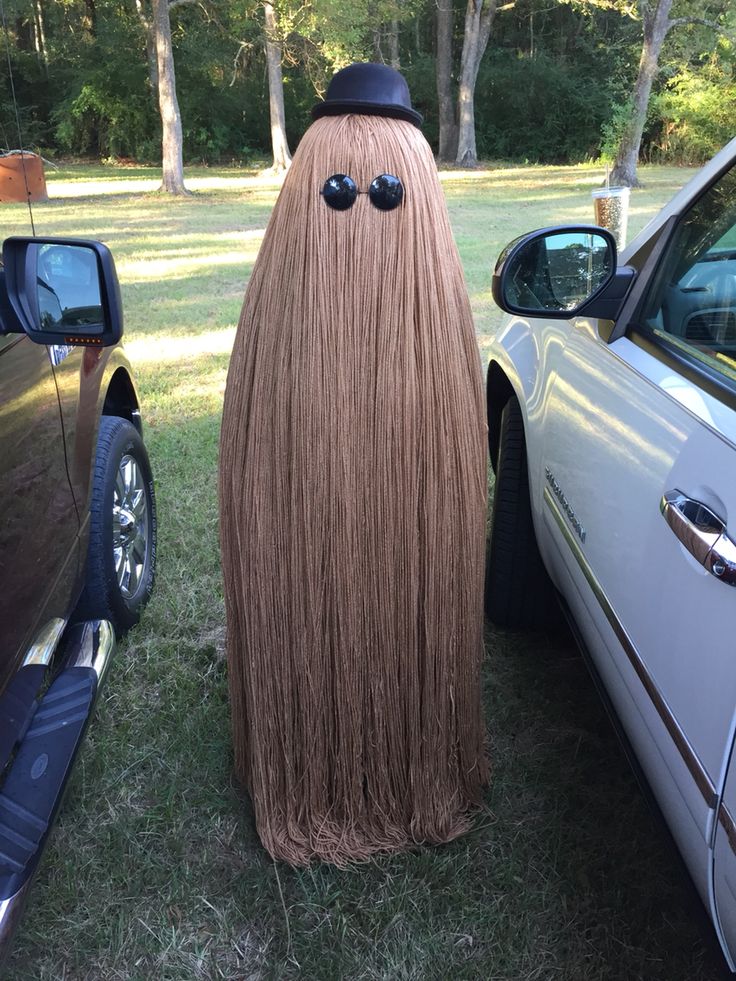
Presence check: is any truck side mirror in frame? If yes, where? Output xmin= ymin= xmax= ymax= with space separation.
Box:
xmin=1 ymin=237 xmax=124 ymax=347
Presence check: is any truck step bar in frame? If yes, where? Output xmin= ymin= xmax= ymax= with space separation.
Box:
xmin=0 ymin=620 xmax=114 ymax=954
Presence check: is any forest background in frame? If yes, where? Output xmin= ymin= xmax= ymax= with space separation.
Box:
xmin=3 ymin=0 xmax=736 ymax=191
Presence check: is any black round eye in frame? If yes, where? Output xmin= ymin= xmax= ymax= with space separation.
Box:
xmin=368 ymin=174 xmax=403 ymax=211
xmin=321 ymin=174 xmax=357 ymax=210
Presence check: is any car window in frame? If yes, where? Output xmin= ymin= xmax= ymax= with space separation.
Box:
xmin=640 ymin=163 xmax=736 ymax=387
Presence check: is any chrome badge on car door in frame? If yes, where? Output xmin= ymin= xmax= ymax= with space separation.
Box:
xmin=545 ymin=468 xmax=587 ymax=543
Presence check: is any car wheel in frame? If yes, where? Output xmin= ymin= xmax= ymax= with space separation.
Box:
xmin=75 ymin=416 xmax=157 ymax=636
xmin=485 ymin=396 xmax=559 ymax=629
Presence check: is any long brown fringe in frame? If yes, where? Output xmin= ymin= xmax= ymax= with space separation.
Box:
xmin=219 ymin=113 xmax=488 ymax=866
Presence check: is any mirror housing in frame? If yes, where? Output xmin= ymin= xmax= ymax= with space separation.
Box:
xmin=1 ymin=237 xmax=123 ymax=346
xmin=492 ymin=225 xmax=634 ymax=321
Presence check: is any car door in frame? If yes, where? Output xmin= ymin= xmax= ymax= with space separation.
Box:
xmin=48 ymin=343 xmax=104 ymax=528
xmin=38 ymin=242 xmax=109 ymax=520
xmin=538 ymin=159 xmax=736 ymax=951
xmin=0 ymin=333 xmax=80 ymax=685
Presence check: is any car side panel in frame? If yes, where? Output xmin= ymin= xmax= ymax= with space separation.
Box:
xmin=536 ymin=322 xmax=736 ymax=926
xmin=0 ymin=336 xmax=79 ymax=675
xmin=48 ymin=345 xmax=107 ymax=518
xmin=546 ymin=329 xmax=736 ymax=787
xmin=487 ymin=316 xmax=727 ymax=916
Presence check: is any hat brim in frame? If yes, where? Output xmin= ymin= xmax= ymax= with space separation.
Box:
xmin=311 ymin=100 xmax=422 ymax=128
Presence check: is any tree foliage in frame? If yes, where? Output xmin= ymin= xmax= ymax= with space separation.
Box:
xmin=0 ymin=0 xmax=733 ymax=167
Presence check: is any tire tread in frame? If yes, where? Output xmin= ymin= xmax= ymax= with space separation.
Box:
xmin=485 ymin=397 xmax=559 ymax=630
xmin=74 ymin=416 xmax=156 ymax=636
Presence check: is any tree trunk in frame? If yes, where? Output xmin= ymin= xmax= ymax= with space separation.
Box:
xmin=32 ymin=5 xmax=42 ymax=61
xmin=436 ymin=0 xmax=457 ymax=162
xmin=135 ymin=0 xmax=159 ymax=103
xmin=82 ymin=0 xmax=96 ymax=36
xmin=455 ymin=0 xmax=496 ymax=168
xmin=145 ymin=28 xmax=160 ymax=101
xmin=15 ymin=16 xmax=32 ymax=51
xmin=372 ymin=20 xmax=399 ymax=66
xmin=152 ymin=0 xmax=188 ymax=194
xmin=264 ymin=1 xmax=291 ymax=173
xmin=610 ymin=0 xmax=673 ymax=188
xmin=387 ymin=18 xmax=400 ymax=68
xmin=34 ymin=0 xmax=48 ymax=68
xmin=372 ymin=27 xmax=383 ymax=62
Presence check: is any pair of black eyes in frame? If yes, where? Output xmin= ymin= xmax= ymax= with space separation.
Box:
xmin=321 ymin=173 xmax=404 ymax=212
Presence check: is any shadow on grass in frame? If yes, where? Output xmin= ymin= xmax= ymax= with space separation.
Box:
xmin=482 ymin=620 xmax=731 ymax=981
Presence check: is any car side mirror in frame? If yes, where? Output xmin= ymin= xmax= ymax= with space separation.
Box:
xmin=1 ymin=237 xmax=123 ymax=346
xmin=492 ymin=225 xmax=630 ymax=320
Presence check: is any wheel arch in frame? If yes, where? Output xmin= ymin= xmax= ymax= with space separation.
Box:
xmin=487 ymin=360 xmax=516 ymax=474
xmin=101 ymin=366 xmax=141 ymax=435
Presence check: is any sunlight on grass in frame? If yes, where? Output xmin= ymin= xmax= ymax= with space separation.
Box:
xmin=47 ymin=170 xmax=287 ymax=199
xmin=120 ymin=229 xmax=268 ymax=251
xmin=48 ymin=177 xmax=161 ymax=197
xmin=119 ymin=249 xmax=262 ymax=281
xmin=125 ymin=328 xmax=236 ymax=364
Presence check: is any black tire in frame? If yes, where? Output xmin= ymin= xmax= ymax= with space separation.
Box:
xmin=485 ymin=397 xmax=559 ymax=630
xmin=75 ymin=416 xmax=157 ymax=636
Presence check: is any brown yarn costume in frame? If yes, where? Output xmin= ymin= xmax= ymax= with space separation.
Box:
xmin=219 ymin=112 xmax=488 ymax=866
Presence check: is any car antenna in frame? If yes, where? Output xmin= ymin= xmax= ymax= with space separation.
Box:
xmin=0 ymin=0 xmax=36 ymax=235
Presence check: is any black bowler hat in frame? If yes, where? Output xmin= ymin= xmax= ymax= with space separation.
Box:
xmin=312 ymin=63 xmax=423 ymax=128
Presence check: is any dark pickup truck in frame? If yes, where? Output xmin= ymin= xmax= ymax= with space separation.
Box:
xmin=0 ymin=236 xmax=156 ymax=954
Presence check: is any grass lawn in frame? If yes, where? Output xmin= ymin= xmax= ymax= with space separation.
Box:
xmin=1 ymin=160 xmax=729 ymax=980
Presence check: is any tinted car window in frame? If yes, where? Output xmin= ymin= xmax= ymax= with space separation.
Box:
xmin=640 ymin=164 xmax=736 ymax=387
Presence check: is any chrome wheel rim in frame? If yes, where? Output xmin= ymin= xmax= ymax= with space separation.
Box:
xmin=112 ymin=454 xmax=149 ymax=599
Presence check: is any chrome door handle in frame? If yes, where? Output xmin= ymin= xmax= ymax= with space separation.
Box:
xmin=660 ymin=489 xmax=736 ymax=587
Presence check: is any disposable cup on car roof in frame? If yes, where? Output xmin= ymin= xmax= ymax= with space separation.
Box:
xmin=591 ymin=185 xmax=630 ymax=251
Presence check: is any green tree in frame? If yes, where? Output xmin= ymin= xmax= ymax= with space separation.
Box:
xmin=604 ymin=0 xmax=735 ymax=185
